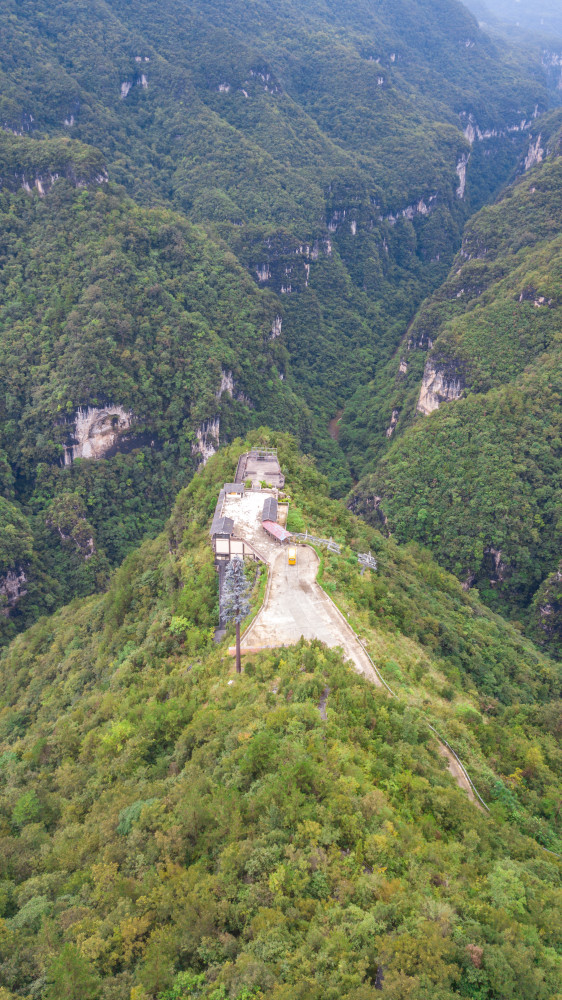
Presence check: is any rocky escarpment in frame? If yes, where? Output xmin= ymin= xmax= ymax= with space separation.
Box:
xmin=192 ymin=417 xmax=220 ymax=465
xmin=251 ymin=232 xmax=333 ymax=294
xmin=530 ymin=563 xmax=562 ymax=659
xmin=524 ymin=135 xmax=544 ymax=172
xmin=0 ymin=569 xmax=27 ymax=614
xmin=0 ymin=132 xmax=108 ymax=194
xmin=417 ymin=360 xmax=464 ymax=415
xmin=542 ymin=50 xmax=562 ymax=92
xmin=63 ymin=406 xmax=133 ymax=465
xmin=192 ymin=368 xmax=254 ymax=466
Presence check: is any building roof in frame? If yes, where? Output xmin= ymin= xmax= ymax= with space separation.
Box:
xmin=223 ymin=482 xmax=244 ymax=494
xmin=262 ymin=520 xmax=292 ymax=542
xmin=262 ymin=496 xmax=278 ymax=522
xmin=213 ymin=516 xmax=234 ymax=536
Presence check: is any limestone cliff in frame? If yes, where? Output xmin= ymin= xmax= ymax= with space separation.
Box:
xmin=0 ymin=568 xmax=27 ymax=614
xmin=193 ymin=418 xmax=220 ymax=465
xmin=417 ymin=360 xmax=463 ymax=415
xmin=64 ymin=407 xmax=133 ymax=465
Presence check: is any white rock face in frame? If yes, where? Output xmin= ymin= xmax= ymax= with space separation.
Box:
xmin=271 ymin=315 xmax=282 ymax=339
xmin=256 ymin=264 xmax=270 ymax=282
xmin=217 ymin=370 xmax=235 ymax=398
xmin=485 ymin=546 xmax=506 ymax=584
xmin=350 ymin=220 xmax=357 ymax=235
xmin=399 ymin=358 xmax=408 ymax=374
xmin=64 ymin=406 xmax=132 ymax=464
xmin=462 ymin=110 xmax=541 ymax=146
xmin=417 ymin=361 xmax=463 ymax=415
xmin=0 ymin=568 xmax=28 ymax=613
xmin=386 ymin=409 xmax=400 ymax=438
xmin=524 ymin=135 xmax=543 ymax=171
xmin=193 ymin=417 xmax=220 ymax=465
xmin=140 ymin=74 xmax=148 ymax=89
xmin=542 ymin=50 xmax=562 ymax=88
xmin=386 ymin=194 xmax=437 ymax=225
xmin=456 ymin=154 xmax=469 ymax=198
xmin=121 ymin=81 xmax=132 ymax=99
xmin=218 ymin=83 xmax=231 ymax=93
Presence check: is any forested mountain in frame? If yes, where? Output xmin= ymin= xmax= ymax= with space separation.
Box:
xmin=0 ymin=2 xmax=561 ymax=993
xmin=0 ymin=146 xmax=311 ymax=642
xmin=347 ymin=111 xmax=562 ymax=642
xmin=0 ymin=436 xmax=560 ymax=1000
xmin=466 ymin=0 xmax=562 ymax=39
xmin=2 ymin=0 xmax=557 ymax=636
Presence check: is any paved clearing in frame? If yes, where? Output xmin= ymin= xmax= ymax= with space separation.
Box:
xmin=222 ymin=490 xmax=280 ymax=561
xmin=243 ymin=546 xmax=382 ymax=687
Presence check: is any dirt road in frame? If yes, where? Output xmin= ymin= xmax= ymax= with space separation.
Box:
xmin=243 ymin=546 xmax=382 ymax=687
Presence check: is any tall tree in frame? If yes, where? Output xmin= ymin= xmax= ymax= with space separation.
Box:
xmin=223 ymin=556 xmax=251 ymax=673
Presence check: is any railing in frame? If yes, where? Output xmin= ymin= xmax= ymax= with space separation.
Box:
xmin=358 ymin=551 xmax=378 ymax=572
xmin=293 ymin=531 xmax=341 ymax=554
xmin=294 ymin=534 xmax=378 ymax=572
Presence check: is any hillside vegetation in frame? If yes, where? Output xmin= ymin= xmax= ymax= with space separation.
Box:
xmin=0 ymin=436 xmax=559 ymax=1000
xmin=347 ymin=125 xmax=562 ymax=640
xmin=0 ymin=174 xmax=312 ymax=643
xmin=0 ymin=0 xmax=559 ymax=638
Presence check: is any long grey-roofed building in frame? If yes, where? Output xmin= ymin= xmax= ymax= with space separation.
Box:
xmin=262 ymin=496 xmax=278 ymax=523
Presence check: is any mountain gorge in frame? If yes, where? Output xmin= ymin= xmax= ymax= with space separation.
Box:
xmin=347 ymin=110 xmax=562 ymax=639
xmin=0 ymin=0 xmax=558 ymax=638
xmin=0 ymin=1 xmax=561 ymax=996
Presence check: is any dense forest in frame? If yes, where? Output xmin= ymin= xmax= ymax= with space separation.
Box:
xmin=347 ymin=115 xmax=562 ymax=640
xmin=0 ymin=436 xmax=560 ymax=1000
xmin=1 ymin=0 xmax=561 ymax=643
xmin=0 ymin=1 xmax=561 ymax=992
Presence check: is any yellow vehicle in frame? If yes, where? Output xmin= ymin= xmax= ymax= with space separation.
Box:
xmin=288 ymin=546 xmax=297 ymax=565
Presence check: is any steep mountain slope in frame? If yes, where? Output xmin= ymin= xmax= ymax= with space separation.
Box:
xmin=1 ymin=0 xmax=555 ymax=637
xmin=348 ymin=119 xmax=562 ymax=637
xmin=0 ymin=148 xmax=311 ymax=642
xmin=466 ymin=0 xmax=562 ymax=39
xmin=0 ymin=0 xmax=550 ymax=428
xmin=0 ymin=435 xmax=559 ymax=999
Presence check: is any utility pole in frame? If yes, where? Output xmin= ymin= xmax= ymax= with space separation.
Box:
xmin=222 ymin=556 xmax=251 ymax=673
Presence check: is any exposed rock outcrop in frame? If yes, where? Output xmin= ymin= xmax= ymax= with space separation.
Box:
xmin=64 ymin=406 xmax=133 ymax=465
xmin=485 ymin=546 xmax=507 ymax=585
xmin=524 ymin=135 xmax=543 ymax=171
xmin=193 ymin=417 xmax=220 ymax=465
xmin=456 ymin=153 xmax=469 ymax=198
xmin=215 ymin=369 xmax=251 ymax=406
xmin=0 ymin=568 xmax=27 ymax=613
xmin=386 ymin=409 xmax=399 ymax=438
xmin=461 ymin=108 xmax=541 ymax=145
xmin=417 ymin=361 xmax=463 ymax=415
xmin=271 ymin=315 xmax=282 ymax=339
xmin=18 ymin=169 xmax=108 ymax=197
